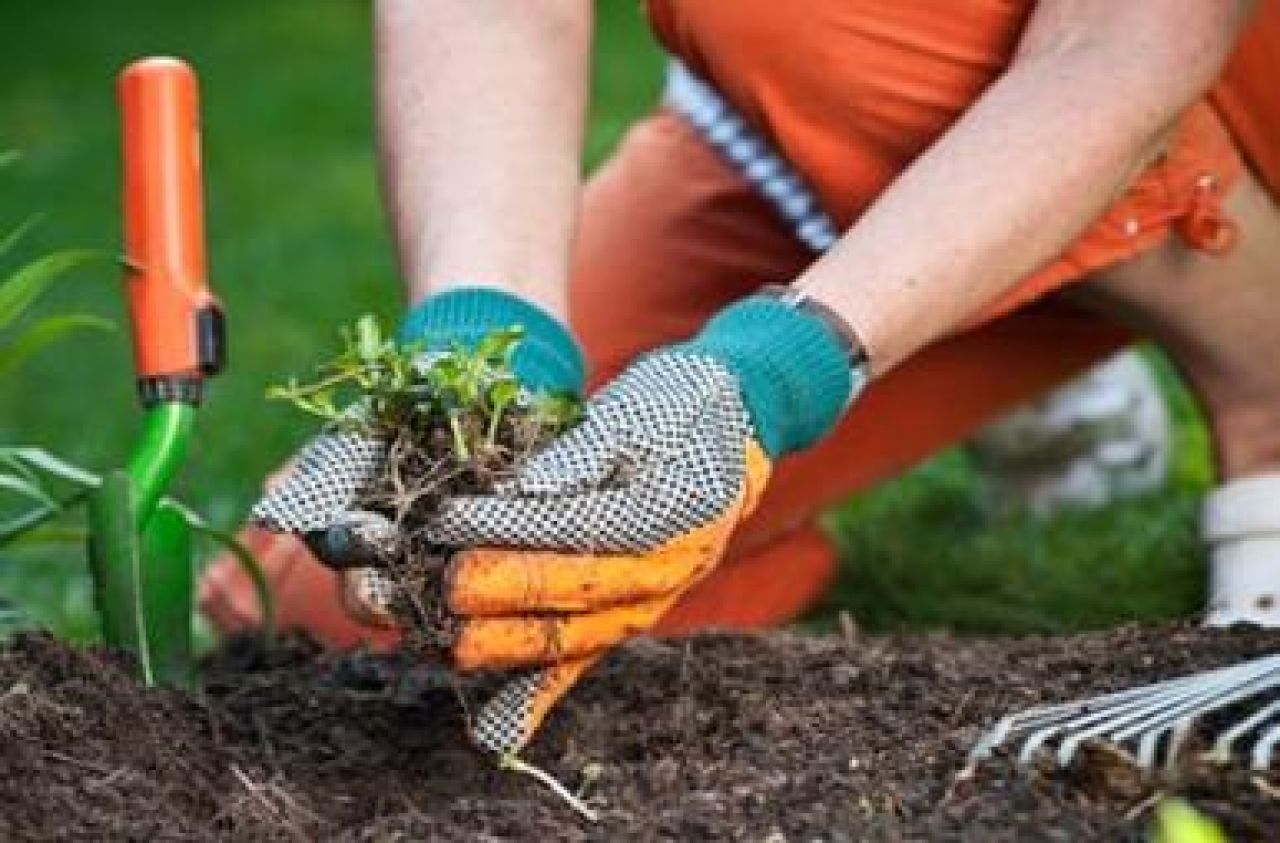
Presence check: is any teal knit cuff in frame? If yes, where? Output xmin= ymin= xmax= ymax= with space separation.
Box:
xmin=675 ymin=296 xmax=860 ymax=457
xmin=398 ymin=287 xmax=585 ymax=396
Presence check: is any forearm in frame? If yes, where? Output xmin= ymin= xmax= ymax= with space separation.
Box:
xmin=374 ymin=0 xmax=591 ymax=320
xmin=798 ymin=1 xmax=1251 ymax=376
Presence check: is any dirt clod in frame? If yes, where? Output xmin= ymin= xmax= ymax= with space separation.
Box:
xmin=2 ymin=622 xmax=1279 ymax=840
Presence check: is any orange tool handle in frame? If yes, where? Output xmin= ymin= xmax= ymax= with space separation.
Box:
xmin=119 ymin=57 xmax=224 ymax=400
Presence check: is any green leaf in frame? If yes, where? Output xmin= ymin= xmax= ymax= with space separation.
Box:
xmin=1 ymin=523 xmax=87 ymax=548
xmin=0 ymin=313 xmax=113 ymax=376
xmin=2 ymin=447 xmax=102 ymax=489
xmin=487 ymin=378 xmax=519 ymax=410
xmin=166 ymin=500 xmax=276 ymax=639
xmin=0 ymin=471 xmax=58 ymax=508
xmin=0 ymin=149 xmax=20 ymax=169
xmin=0 ymin=489 xmax=90 ymax=547
xmin=355 ymin=313 xmax=382 ymax=362
xmin=1151 ymin=799 xmax=1227 ymax=843
xmin=0 ymin=213 xmax=44 ymax=259
xmin=0 ymin=249 xmax=101 ymax=332
xmin=475 ymin=325 xmax=524 ymax=364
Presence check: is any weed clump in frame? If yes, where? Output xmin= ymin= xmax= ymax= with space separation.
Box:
xmin=270 ymin=315 xmax=580 ymax=654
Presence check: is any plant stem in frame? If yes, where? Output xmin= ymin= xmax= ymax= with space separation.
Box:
xmin=500 ymin=755 xmax=600 ymax=822
xmin=485 ymin=404 xmax=505 ymax=450
xmin=274 ymin=368 xmax=355 ymax=399
xmin=448 ymin=413 xmax=471 ymax=460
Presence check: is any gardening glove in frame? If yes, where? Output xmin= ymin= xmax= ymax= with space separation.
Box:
xmin=421 ymin=289 xmax=868 ymax=755
xmin=250 ymin=287 xmax=584 ymax=626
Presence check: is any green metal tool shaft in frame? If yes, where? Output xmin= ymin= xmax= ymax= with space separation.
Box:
xmin=125 ymin=402 xmax=195 ymax=529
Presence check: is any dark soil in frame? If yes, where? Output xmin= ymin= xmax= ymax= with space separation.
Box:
xmin=3 ymin=622 xmax=1279 ymax=841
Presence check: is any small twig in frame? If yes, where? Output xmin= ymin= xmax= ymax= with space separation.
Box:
xmin=949 ymin=689 xmax=976 ymax=726
xmin=40 ymin=748 xmax=117 ymax=775
xmin=940 ymin=763 xmax=975 ymax=806
xmin=1252 ymin=775 xmax=1280 ymax=800
xmin=501 ymin=755 xmax=600 ymax=822
xmin=838 ymin=610 xmax=860 ymax=647
xmin=229 ymin=764 xmax=317 ymax=842
xmin=1123 ymin=789 xmax=1164 ymax=822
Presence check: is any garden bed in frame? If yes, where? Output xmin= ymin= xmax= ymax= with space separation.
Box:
xmin=2 ymin=622 xmax=1279 ymax=840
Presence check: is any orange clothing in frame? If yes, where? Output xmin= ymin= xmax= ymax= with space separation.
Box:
xmin=647 ymin=1 xmax=1262 ymax=323
xmin=199 ymin=2 xmax=1278 ymax=646
xmin=1212 ymin=0 xmax=1280 ymax=195
xmin=575 ymin=112 xmax=1132 ymax=633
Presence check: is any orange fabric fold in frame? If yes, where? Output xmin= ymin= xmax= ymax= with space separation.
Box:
xmin=648 ymin=0 xmax=1274 ymax=322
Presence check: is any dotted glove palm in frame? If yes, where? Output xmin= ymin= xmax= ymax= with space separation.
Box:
xmin=251 ymin=288 xmax=585 ymax=625
xmin=411 ymin=293 xmax=862 ymax=755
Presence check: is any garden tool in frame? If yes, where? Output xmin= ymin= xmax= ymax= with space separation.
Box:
xmin=970 ymin=471 xmax=1280 ymax=772
xmin=87 ymin=57 xmax=223 ymax=685
xmin=969 ymin=654 xmax=1280 ymax=772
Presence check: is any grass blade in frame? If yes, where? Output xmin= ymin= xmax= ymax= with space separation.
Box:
xmin=0 ymin=523 xmax=87 ymax=547
xmin=0 ymin=313 xmax=114 ymax=376
xmin=0 ymin=249 xmax=101 ymax=332
xmin=0 ymin=489 xmax=90 ymax=547
xmin=170 ymin=501 xmax=276 ymax=639
xmin=0 ymin=213 xmax=44 ymax=259
xmin=3 ymin=447 xmax=102 ymax=488
xmin=0 ymin=471 xmax=58 ymax=508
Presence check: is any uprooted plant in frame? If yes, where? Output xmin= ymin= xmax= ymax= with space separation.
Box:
xmin=270 ymin=315 xmax=602 ymax=818
xmin=269 ymin=315 xmax=582 ymax=653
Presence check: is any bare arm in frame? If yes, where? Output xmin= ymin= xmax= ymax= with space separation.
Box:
xmin=374 ymin=0 xmax=592 ymax=319
xmin=799 ymin=0 xmax=1255 ymax=376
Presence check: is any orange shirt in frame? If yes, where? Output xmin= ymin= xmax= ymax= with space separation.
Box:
xmin=645 ymin=1 xmax=1274 ymax=319
xmin=647 ymin=2 xmax=1031 ymax=228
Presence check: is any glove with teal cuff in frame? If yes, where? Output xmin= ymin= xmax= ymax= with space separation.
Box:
xmin=416 ymin=288 xmax=868 ymax=755
xmin=252 ymin=287 xmax=584 ymax=607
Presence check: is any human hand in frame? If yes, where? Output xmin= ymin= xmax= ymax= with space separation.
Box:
xmin=352 ymin=290 xmax=861 ymax=754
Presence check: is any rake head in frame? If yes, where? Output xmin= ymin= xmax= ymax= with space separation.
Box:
xmin=970 ymin=654 xmax=1280 ymax=772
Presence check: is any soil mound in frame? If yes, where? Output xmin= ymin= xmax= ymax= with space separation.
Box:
xmin=2 ymin=623 xmax=1279 ymax=840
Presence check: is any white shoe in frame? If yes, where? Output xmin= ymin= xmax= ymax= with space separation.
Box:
xmin=968 ymin=351 xmax=1171 ymax=516
xmin=1203 ymin=472 xmax=1280 ymax=627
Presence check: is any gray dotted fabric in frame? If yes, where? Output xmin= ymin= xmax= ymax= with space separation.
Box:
xmin=251 ymin=430 xmax=387 ymax=533
xmin=472 ymin=670 xmax=544 ymax=755
xmin=425 ymin=352 xmax=752 ymax=554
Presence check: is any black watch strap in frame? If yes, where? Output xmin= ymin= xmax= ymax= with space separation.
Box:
xmin=757 ymin=284 xmax=870 ymax=371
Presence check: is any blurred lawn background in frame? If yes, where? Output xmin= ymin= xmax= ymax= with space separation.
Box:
xmin=1 ymin=0 xmax=1211 ymax=641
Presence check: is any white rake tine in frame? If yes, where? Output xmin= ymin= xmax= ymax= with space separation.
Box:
xmin=1037 ymin=674 xmax=1230 ymax=766
xmin=970 ymin=678 xmax=1202 ymax=762
xmin=1251 ymin=722 xmax=1280 ymax=771
xmin=1131 ymin=665 xmax=1280 ymax=772
xmin=1101 ymin=661 xmax=1280 ymax=769
xmin=975 ymin=656 xmax=1280 ymax=766
xmin=1212 ymin=698 xmax=1280 ymax=761
xmin=1057 ymin=659 xmax=1280 ymax=768
xmin=1164 ymin=718 xmax=1195 ymax=773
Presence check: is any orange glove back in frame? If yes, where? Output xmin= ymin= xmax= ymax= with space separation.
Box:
xmin=417 ymin=352 xmax=776 ymax=755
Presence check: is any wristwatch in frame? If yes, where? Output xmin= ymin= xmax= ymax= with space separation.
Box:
xmin=757 ymin=284 xmax=871 ymax=371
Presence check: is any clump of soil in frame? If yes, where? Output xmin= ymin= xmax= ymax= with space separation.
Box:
xmin=356 ymin=404 xmax=560 ymax=656
xmin=3 ymin=622 xmax=1279 ymax=840
xmin=271 ymin=322 xmax=579 ymax=656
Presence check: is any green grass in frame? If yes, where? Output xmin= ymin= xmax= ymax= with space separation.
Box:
xmin=0 ymin=0 xmax=1214 ymax=641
